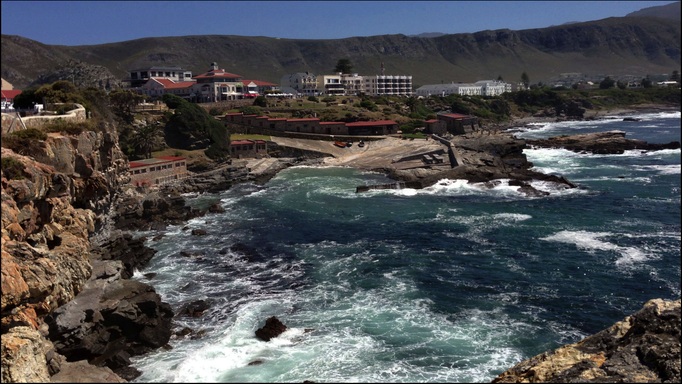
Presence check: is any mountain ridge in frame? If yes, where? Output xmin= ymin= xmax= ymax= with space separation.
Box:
xmin=1 ymin=16 xmax=679 ymax=89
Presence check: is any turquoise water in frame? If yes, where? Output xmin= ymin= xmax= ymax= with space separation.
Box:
xmin=131 ymin=112 xmax=680 ymax=382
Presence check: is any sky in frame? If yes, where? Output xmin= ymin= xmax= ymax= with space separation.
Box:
xmin=1 ymin=1 xmax=678 ymax=46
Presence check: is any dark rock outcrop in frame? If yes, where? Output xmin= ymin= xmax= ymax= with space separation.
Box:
xmin=113 ymin=192 xmax=206 ymax=231
xmin=491 ymin=299 xmax=681 ymax=383
xmin=526 ymin=130 xmax=681 ymax=155
xmin=255 ymin=316 xmax=288 ymax=341
xmin=90 ymin=231 xmax=157 ymax=279
xmin=44 ymin=259 xmax=173 ymax=377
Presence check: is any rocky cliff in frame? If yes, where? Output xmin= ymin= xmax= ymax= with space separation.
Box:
xmin=492 ymin=298 xmax=681 ymax=383
xmin=0 ymin=125 xmax=171 ymax=381
xmin=2 ymin=16 xmax=679 ymax=88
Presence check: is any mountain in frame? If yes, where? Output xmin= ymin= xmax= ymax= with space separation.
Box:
xmin=626 ymin=1 xmax=681 ymax=20
xmin=1 ymin=16 xmax=679 ymax=89
xmin=410 ymin=32 xmax=446 ymax=38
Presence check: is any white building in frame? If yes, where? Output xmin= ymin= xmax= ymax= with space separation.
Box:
xmin=475 ymin=80 xmax=509 ymax=96
xmin=280 ymin=72 xmax=319 ymax=96
xmin=319 ymin=73 xmax=345 ymax=96
xmin=364 ymin=75 xmax=412 ymax=96
xmin=341 ymin=73 xmax=365 ymax=95
xmin=415 ymin=83 xmax=461 ymax=97
xmin=124 ymin=66 xmax=192 ymax=89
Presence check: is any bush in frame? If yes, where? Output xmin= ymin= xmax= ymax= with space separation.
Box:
xmin=321 ymin=96 xmax=337 ymax=103
xmin=12 ymin=89 xmax=40 ymax=110
xmin=209 ymin=107 xmax=223 ymax=116
xmin=1 ymin=157 xmax=26 ymax=180
xmin=43 ymin=120 xmax=95 ymax=135
xmin=238 ymin=106 xmax=262 ymax=116
xmin=307 ymin=96 xmax=319 ymax=102
xmin=160 ymin=94 xmax=185 ymax=109
xmin=10 ymin=128 xmax=47 ymax=141
xmin=253 ymin=96 xmax=267 ymax=107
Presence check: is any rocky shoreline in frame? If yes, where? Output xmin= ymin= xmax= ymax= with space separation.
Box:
xmin=1 ymin=106 xmax=680 ymax=382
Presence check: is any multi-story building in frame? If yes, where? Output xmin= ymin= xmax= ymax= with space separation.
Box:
xmin=341 ymin=73 xmax=365 ymax=95
xmin=280 ymin=72 xmax=319 ymax=96
xmin=124 ymin=66 xmax=193 ymax=89
xmin=475 ymin=80 xmax=508 ymax=96
xmin=319 ymin=74 xmax=345 ymax=96
xmin=139 ymin=78 xmax=196 ymax=99
xmin=192 ymin=62 xmax=245 ymax=102
xmin=128 ymin=156 xmax=188 ymax=186
xmin=364 ymin=75 xmax=413 ymax=96
xmin=415 ymin=83 xmax=461 ymax=97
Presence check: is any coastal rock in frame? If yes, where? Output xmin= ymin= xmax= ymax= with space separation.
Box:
xmin=526 ymin=130 xmax=681 ymax=155
xmin=89 ymin=231 xmax=157 ymax=279
xmin=44 ymin=259 xmax=173 ymax=374
xmin=51 ymin=359 xmax=126 ymax=383
xmin=0 ymin=326 xmax=51 ymax=383
xmin=255 ymin=316 xmax=288 ymax=341
xmin=491 ymin=298 xmax=681 ymax=383
xmin=176 ymin=300 xmax=211 ymax=317
xmin=112 ymin=192 xmax=206 ymax=231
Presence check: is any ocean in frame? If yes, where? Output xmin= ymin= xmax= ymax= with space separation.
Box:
xmin=130 ymin=111 xmax=681 ymax=383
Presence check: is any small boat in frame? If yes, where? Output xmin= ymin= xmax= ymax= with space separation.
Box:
xmin=358 ymin=140 xmax=365 ymax=147
xmin=346 ymin=141 xmax=353 ymax=147
xmin=334 ymin=141 xmax=347 ymax=148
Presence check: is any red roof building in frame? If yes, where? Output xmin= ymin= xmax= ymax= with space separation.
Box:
xmin=128 ymin=157 xmax=188 ymax=186
xmin=1 ymin=90 xmax=22 ymax=103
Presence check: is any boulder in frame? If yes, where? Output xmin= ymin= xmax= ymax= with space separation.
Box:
xmin=50 ymin=359 xmax=126 ymax=383
xmin=208 ymin=203 xmax=226 ymax=213
xmin=191 ymin=229 xmax=207 ymax=236
xmin=90 ymin=232 xmax=157 ymax=279
xmin=255 ymin=316 xmax=288 ymax=341
xmin=0 ymin=327 xmax=51 ymax=383
xmin=491 ymin=299 xmax=681 ymax=383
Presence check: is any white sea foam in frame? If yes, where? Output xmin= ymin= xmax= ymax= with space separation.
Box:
xmin=540 ymin=230 xmax=652 ymax=266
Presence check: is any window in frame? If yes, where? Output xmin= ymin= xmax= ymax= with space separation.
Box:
xmin=140 ymin=169 xmax=147 ymax=173
xmin=131 ymin=73 xmax=138 ymax=80
xmin=151 ymin=72 xmax=157 ymax=77
xmin=134 ymin=170 xmax=140 ymax=174
xmin=141 ymin=72 xmax=148 ymax=78
xmin=168 ymin=164 xmax=172 ymax=168
xmin=231 ymin=147 xmax=235 ymax=152
xmin=165 ymin=72 xmax=171 ymax=77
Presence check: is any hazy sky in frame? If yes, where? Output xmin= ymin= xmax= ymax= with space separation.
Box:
xmin=1 ymin=1 xmax=677 ymax=46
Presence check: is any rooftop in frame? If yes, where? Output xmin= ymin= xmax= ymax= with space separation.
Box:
xmin=346 ymin=120 xmax=398 ymax=127
xmin=129 ymin=156 xmax=185 ymax=168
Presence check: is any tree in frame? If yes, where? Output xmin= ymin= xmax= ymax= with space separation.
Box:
xmin=599 ymin=77 xmax=616 ymax=89
xmin=334 ymin=59 xmax=353 ymax=74
xmin=131 ymin=122 xmax=164 ymax=159
xmin=161 ymin=93 xmax=185 ymax=109
xmin=109 ymin=89 xmax=144 ymax=122
xmin=12 ymin=88 xmax=40 ymax=109
xmin=520 ymin=72 xmax=530 ymax=89
xmin=616 ymin=80 xmax=627 ymax=90
xmin=641 ymin=77 xmax=653 ymax=88
xmin=253 ymin=96 xmax=267 ymax=107
xmin=670 ymin=70 xmax=680 ymax=83
xmin=497 ymin=75 xmax=504 ymax=82
xmin=405 ymin=96 xmax=420 ymax=113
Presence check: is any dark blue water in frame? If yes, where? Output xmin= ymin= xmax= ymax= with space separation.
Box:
xmin=131 ymin=112 xmax=680 ymax=382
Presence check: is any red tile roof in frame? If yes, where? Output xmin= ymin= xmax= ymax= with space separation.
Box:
xmin=320 ymin=122 xmax=345 ymax=125
xmin=425 ymin=119 xmax=438 ymax=123
xmin=241 ymin=80 xmax=278 ymax=86
xmin=231 ymin=140 xmax=266 ymax=145
xmin=225 ymin=112 xmax=243 ymax=116
xmin=256 ymin=116 xmax=269 ymax=119
xmin=268 ymin=118 xmax=287 ymax=121
xmin=440 ymin=113 xmax=470 ymax=119
xmin=287 ymin=118 xmax=320 ymax=122
xmin=129 ymin=156 xmax=185 ymax=168
xmin=193 ymin=69 xmax=242 ymax=79
xmin=1 ymin=90 xmax=22 ymax=100
xmin=346 ymin=120 xmax=397 ymax=127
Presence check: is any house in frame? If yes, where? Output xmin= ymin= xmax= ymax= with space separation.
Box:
xmin=230 ymin=140 xmax=267 ymax=159
xmin=341 ymin=73 xmax=365 ymax=95
xmin=424 ymin=119 xmax=447 ymax=135
xmin=139 ymin=78 xmax=196 ymax=100
xmin=1 ymin=78 xmax=14 ymax=90
xmin=319 ymin=74 xmax=345 ymax=96
xmin=474 ymin=80 xmax=509 ymax=96
xmin=191 ymin=62 xmax=244 ymax=102
xmin=129 ymin=156 xmax=188 ymax=186
xmin=124 ymin=66 xmax=192 ymax=89
xmin=240 ymin=80 xmax=279 ymax=95
xmin=1 ymin=90 xmax=22 ymax=107
xmin=437 ymin=113 xmax=478 ymax=135
xmin=280 ymin=72 xmax=319 ymax=96
xmin=346 ymin=120 xmax=398 ymax=135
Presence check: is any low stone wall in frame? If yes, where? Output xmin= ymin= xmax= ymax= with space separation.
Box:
xmin=225 ymin=124 xmax=384 ymax=143
xmin=1 ymin=104 xmax=87 ymax=133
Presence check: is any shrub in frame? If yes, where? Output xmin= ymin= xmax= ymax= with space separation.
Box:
xmin=253 ymin=96 xmax=267 ymax=107
xmin=238 ymin=106 xmax=262 ymax=116
xmin=10 ymin=128 xmax=47 ymax=141
xmin=161 ymin=94 xmax=186 ymax=109
xmin=307 ymin=96 xmax=319 ymax=102
xmin=321 ymin=96 xmax=337 ymax=103
xmin=209 ymin=107 xmax=223 ymax=116
xmin=1 ymin=157 xmax=26 ymax=180
xmin=43 ymin=120 xmax=95 ymax=135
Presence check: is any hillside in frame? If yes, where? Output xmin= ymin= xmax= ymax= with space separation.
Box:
xmin=1 ymin=16 xmax=679 ymax=89
xmin=626 ymin=1 xmax=681 ymax=20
